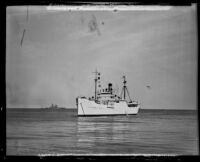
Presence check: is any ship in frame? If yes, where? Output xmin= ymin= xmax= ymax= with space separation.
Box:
xmin=43 ymin=104 xmax=66 ymax=110
xmin=76 ymin=70 xmax=140 ymax=116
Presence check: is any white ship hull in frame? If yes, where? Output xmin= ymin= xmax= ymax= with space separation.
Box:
xmin=77 ymin=98 xmax=140 ymax=116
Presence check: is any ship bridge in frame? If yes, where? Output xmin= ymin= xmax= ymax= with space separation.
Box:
xmin=98 ymin=83 xmax=114 ymax=98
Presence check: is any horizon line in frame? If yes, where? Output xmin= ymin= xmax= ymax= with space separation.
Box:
xmin=6 ymin=107 xmax=197 ymax=110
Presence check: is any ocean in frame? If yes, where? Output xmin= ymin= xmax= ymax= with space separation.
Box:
xmin=6 ymin=108 xmax=198 ymax=155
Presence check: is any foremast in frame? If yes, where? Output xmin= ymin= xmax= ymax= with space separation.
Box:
xmin=93 ymin=69 xmax=100 ymax=101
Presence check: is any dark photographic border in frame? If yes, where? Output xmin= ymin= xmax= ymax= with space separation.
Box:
xmin=1 ymin=0 xmax=199 ymax=161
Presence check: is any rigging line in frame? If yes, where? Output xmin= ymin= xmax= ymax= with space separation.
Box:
xmin=20 ymin=29 xmax=26 ymax=46
xmin=125 ymin=86 xmax=132 ymax=102
xmin=120 ymin=87 xmax=123 ymax=99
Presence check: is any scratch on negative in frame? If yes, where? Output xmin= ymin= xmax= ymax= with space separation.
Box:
xmin=21 ymin=29 xmax=26 ymax=47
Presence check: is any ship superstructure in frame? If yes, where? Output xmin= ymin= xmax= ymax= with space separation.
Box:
xmin=76 ymin=70 xmax=140 ymax=116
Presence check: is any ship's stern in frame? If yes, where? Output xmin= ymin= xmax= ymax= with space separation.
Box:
xmin=127 ymin=101 xmax=140 ymax=114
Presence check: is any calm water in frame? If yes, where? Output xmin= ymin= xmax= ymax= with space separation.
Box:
xmin=6 ymin=108 xmax=198 ymax=155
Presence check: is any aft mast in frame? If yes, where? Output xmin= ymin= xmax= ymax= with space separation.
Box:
xmin=120 ymin=76 xmax=132 ymax=102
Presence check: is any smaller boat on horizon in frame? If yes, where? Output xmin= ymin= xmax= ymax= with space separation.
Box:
xmin=43 ymin=104 xmax=59 ymax=109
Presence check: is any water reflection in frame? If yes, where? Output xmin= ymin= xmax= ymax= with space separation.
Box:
xmin=76 ymin=116 xmax=138 ymax=153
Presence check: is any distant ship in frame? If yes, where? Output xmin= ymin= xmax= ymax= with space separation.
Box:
xmin=43 ymin=104 xmax=65 ymax=110
xmin=44 ymin=104 xmax=58 ymax=109
xmin=76 ymin=70 xmax=140 ymax=116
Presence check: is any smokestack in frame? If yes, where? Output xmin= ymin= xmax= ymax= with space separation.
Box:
xmin=108 ymin=83 xmax=112 ymax=93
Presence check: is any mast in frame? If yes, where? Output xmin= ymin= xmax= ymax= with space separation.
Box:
xmin=123 ymin=76 xmax=126 ymax=100
xmin=120 ymin=75 xmax=132 ymax=102
xmin=93 ymin=69 xmax=100 ymax=101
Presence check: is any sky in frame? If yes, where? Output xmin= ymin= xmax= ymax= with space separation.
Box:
xmin=6 ymin=5 xmax=197 ymax=109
